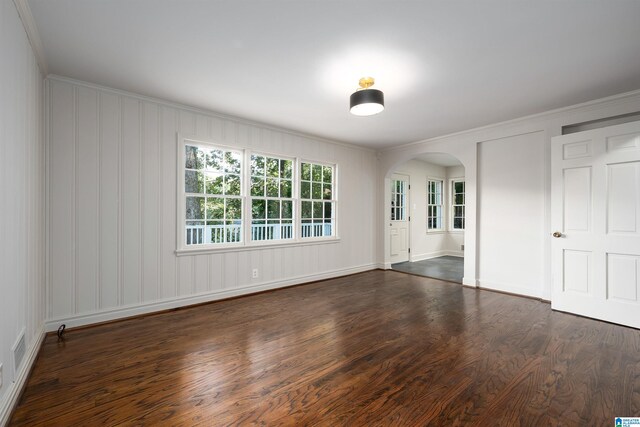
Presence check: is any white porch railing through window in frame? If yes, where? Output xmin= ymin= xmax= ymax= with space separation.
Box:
xmin=185 ymin=222 xmax=332 ymax=245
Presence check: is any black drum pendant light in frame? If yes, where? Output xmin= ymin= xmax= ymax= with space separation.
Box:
xmin=350 ymin=77 xmax=384 ymax=116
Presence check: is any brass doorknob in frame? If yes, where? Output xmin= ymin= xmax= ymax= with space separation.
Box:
xmin=552 ymin=231 xmax=563 ymax=238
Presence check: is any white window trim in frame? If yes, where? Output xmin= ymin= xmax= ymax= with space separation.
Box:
xmin=450 ymin=177 xmax=465 ymax=233
xmin=247 ymin=151 xmax=297 ymax=244
xmin=176 ymin=135 xmax=339 ymax=255
xmin=299 ymin=157 xmax=339 ymax=241
xmin=427 ymin=177 xmax=444 ymax=233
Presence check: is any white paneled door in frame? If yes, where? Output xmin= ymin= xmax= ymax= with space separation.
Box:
xmin=389 ymin=174 xmax=410 ymax=264
xmin=551 ymin=120 xmax=640 ymax=328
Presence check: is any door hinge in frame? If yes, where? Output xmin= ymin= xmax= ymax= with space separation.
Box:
xmin=408 ymin=184 xmax=411 ymax=190
xmin=408 ymin=216 xmax=411 ymax=221
xmin=408 ymin=248 xmax=411 ymax=253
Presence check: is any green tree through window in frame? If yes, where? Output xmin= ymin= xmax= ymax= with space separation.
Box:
xmin=184 ymin=144 xmax=243 ymax=245
xmin=300 ymin=162 xmax=335 ymax=238
xmin=250 ymin=154 xmax=294 ymax=241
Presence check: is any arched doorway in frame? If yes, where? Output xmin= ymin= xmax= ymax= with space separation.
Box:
xmin=378 ymin=143 xmax=478 ymax=288
xmin=386 ymin=153 xmax=465 ymax=283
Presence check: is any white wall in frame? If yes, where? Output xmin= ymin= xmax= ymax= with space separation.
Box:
xmin=0 ymin=1 xmax=45 ymax=423
xmin=391 ymin=159 xmax=465 ymax=261
xmin=379 ymin=89 xmax=640 ymax=299
xmin=46 ymin=76 xmax=378 ymax=330
xmin=445 ymin=165 xmax=465 ymax=254
xmin=477 ymin=132 xmax=545 ymax=297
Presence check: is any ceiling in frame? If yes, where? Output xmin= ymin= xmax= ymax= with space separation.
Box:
xmin=27 ymin=0 xmax=640 ymax=149
xmin=414 ymin=153 xmax=462 ymax=168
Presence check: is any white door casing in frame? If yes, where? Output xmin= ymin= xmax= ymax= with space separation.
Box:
xmin=389 ymin=174 xmax=410 ymax=264
xmin=551 ymin=120 xmax=640 ymax=329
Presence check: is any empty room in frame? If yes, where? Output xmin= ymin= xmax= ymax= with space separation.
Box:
xmin=2 ymin=0 xmax=640 ymax=425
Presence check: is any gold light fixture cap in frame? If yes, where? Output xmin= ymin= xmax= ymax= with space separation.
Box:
xmin=358 ymin=77 xmax=375 ymax=89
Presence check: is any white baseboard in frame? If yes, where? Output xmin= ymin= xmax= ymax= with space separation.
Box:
xmin=45 ymin=263 xmax=377 ymax=332
xmin=0 ymin=326 xmax=45 ymax=426
xmin=477 ymin=279 xmax=542 ymax=299
xmin=411 ymin=250 xmax=464 ymax=262
xmin=462 ymin=277 xmax=477 ymax=287
xmin=446 ymin=251 xmax=464 ymax=258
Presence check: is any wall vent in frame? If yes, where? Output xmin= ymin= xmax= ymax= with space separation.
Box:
xmin=11 ymin=329 xmax=26 ymax=382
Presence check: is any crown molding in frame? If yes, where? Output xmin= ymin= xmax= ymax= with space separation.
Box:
xmin=13 ymin=0 xmax=48 ymax=75
xmin=381 ymin=87 xmax=640 ymax=153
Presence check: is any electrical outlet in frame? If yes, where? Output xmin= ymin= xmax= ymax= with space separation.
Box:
xmin=0 ymin=363 xmax=3 ymax=388
xmin=252 ymin=268 xmax=259 ymax=279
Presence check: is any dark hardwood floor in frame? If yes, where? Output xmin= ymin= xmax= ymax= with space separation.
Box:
xmin=10 ymin=270 xmax=640 ymax=426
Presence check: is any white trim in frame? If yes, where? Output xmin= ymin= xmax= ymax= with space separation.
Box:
xmin=45 ymin=75 xmax=374 ymax=153
xmin=477 ymin=279 xmax=542 ymax=299
xmin=389 ymin=173 xmax=410 ymax=264
xmin=450 ymin=177 xmax=465 ymax=231
xmin=248 ymin=151 xmax=297 ymax=245
xmin=299 ymin=160 xmax=339 ymax=239
xmin=382 ymin=88 xmax=640 ymax=153
xmin=177 ymin=135 xmax=247 ymax=250
xmin=45 ymin=79 xmax=51 ymax=319
xmin=411 ymin=250 xmax=463 ymax=262
xmin=175 ymin=236 xmax=341 ymax=256
xmin=462 ymin=277 xmax=477 ymax=287
xmin=0 ymin=327 xmax=45 ymax=426
xmin=426 ymin=178 xmax=444 ymax=232
xmin=44 ymin=263 xmax=377 ymax=331
xmin=176 ymin=135 xmax=339 ymax=252
xmin=12 ymin=0 xmax=48 ymax=75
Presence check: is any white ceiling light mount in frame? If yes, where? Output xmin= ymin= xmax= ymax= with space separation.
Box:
xmin=350 ymin=77 xmax=384 ymax=116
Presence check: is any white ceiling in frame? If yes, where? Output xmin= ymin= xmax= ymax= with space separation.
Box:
xmin=27 ymin=0 xmax=640 ymax=149
xmin=414 ymin=153 xmax=462 ymax=168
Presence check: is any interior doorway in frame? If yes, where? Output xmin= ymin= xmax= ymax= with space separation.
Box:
xmin=387 ymin=153 xmax=466 ymax=283
xmin=389 ymin=173 xmax=410 ymax=264
xmin=551 ymin=120 xmax=640 ymax=329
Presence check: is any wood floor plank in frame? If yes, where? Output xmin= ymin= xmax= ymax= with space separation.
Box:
xmin=10 ymin=270 xmax=640 ymax=426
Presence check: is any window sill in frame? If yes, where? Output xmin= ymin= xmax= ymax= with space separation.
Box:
xmin=175 ymin=237 xmax=341 ymax=256
xmin=426 ymin=230 xmax=446 ymax=234
xmin=426 ymin=229 xmax=465 ymax=235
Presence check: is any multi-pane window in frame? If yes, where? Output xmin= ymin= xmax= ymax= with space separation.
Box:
xmin=391 ymin=179 xmax=406 ymax=221
xmin=180 ymin=138 xmax=338 ymax=250
xmin=300 ymin=162 xmax=335 ymax=238
xmin=452 ymin=180 xmax=465 ymax=230
xmin=250 ymin=154 xmax=294 ymax=241
xmin=184 ymin=144 xmax=243 ymax=245
xmin=427 ymin=179 xmax=443 ymax=230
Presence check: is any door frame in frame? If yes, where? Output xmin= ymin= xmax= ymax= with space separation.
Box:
xmin=388 ymin=173 xmax=411 ymax=264
xmin=550 ymin=120 xmax=640 ymax=328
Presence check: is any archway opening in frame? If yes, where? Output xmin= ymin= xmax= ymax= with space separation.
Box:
xmin=385 ymin=152 xmax=466 ymax=284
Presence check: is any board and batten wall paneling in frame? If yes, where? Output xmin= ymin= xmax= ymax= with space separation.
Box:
xmin=46 ymin=77 xmax=378 ymax=329
xmin=0 ymin=1 xmax=46 ymax=423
